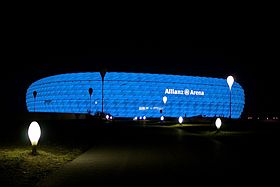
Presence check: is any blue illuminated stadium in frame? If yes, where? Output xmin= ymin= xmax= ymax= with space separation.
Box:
xmin=26 ymin=72 xmax=245 ymax=119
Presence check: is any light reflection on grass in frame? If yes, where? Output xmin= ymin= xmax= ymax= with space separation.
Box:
xmin=0 ymin=145 xmax=84 ymax=186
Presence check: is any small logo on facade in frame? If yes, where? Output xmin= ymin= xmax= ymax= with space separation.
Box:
xmin=184 ymin=89 xmax=189 ymax=95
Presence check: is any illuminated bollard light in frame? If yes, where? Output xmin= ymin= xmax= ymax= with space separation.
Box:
xmin=28 ymin=121 xmax=41 ymax=155
xmin=178 ymin=116 xmax=183 ymax=125
xmin=215 ymin=117 xmax=222 ymax=133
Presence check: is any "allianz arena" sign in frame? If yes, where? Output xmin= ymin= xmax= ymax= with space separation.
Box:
xmin=165 ymin=88 xmax=205 ymax=96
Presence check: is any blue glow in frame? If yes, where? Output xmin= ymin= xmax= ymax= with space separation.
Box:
xmin=26 ymin=72 xmax=245 ymax=119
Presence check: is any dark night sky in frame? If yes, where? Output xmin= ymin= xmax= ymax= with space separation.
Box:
xmin=2 ymin=37 xmax=279 ymax=117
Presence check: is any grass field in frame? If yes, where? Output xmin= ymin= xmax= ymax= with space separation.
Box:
xmin=0 ymin=118 xmax=92 ymax=187
xmin=1 ymin=117 xmax=279 ymax=186
xmin=0 ymin=145 xmax=85 ymax=186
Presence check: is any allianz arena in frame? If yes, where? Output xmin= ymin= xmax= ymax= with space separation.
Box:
xmin=26 ymin=72 xmax=245 ymax=119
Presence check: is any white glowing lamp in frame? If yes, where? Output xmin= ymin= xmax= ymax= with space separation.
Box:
xmin=28 ymin=121 xmax=41 ymax=155
xmin=28 ymin=121 xmax=41 ymax=146
xmin=178 ymin=116 xmax=183 ymax=124
xmin=106 ymin=115 xmax=109 ymax=120
xmin=162 ymin=96 xmax=167 ymax=104
xmin=215 ymin=118 xmax=222 ymax=130
xmin=160 ymin=116 xmax=164 ymax=121
xmin=227 ymin=76 xmax=234 ymax=90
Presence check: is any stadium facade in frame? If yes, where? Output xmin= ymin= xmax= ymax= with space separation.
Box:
xmin=26 ymin=72 xmax=245 ymax=119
